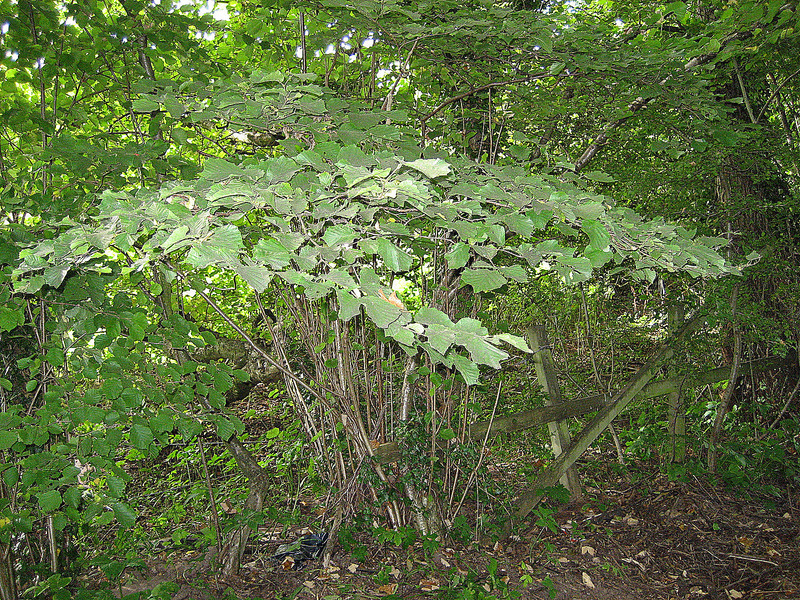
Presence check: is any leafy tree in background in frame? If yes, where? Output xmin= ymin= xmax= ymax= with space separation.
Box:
xmin=0 ymin=0 xmax=798 ymax=594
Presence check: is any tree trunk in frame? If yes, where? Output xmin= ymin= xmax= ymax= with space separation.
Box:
xmin=708 ymin=286 xmax=742 ymax=474
xmin=218 ymin=436 xmax=272 ymax=576
xmin=667 ymin=304 xmax=686 ymax=463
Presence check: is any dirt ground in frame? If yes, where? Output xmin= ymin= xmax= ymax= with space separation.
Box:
xmin=97 ymin=468 xmax=800 ymax=600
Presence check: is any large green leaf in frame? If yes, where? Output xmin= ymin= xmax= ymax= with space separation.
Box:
xmin=404 ymin=158 xmax=451 ymax=178
xmin=112 ymin=502 xmax=137 ymax=528
xmin=130 ymin=424 xmax=154 ymax=450
xmin=38 ymin=490 xmax=63 ymax=512
xmin=461 ymin=267 xmax=508 ymax=293
xmin=361 ymin=239 xmax=414 ymax=272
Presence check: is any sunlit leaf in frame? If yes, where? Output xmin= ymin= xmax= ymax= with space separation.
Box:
xmin=404 ymin=158 xmax=451 ymax=179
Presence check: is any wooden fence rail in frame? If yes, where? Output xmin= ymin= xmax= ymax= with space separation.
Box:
xmin=371 ymin=356 xmax=785 ymax=465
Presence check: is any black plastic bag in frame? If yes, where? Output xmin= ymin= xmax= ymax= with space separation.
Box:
xmin=270 ymin=531 xmax=329 ymax=570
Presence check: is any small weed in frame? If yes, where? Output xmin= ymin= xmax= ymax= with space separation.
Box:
xmin=421 ymin=531 xmax=441 ymax=557
xmin=372 ymin=525 xmax=417 ymax=549
xmin=541 ymin=575 xmax=558 ymax=599
xmin=600 ymin=561 xmax=626 ymax=577
xmin=373 ymin=564 xmax=393 ymax=585
xmin=449 ymin=514 xmax=472 ymax=544
xmin=532 ymin=506 xmax=559 ymax=534
xmin=338 ymin=526 xmax=368 ymax=562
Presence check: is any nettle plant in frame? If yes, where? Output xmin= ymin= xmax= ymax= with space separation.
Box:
xmin=13 ymin=72 xmax=739 ymax=540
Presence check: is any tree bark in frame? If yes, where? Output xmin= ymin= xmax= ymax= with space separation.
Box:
xmin=0 ymin=479 xmax=18 ymax=600
xmin=667 ymin=304 xmax=687 ymax=463
xmin=708 ymin=286 xmax=742 ymax=474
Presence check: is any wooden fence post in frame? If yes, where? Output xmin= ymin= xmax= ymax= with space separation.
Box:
xmin=526 ymin=324 xmax=582 ymax=501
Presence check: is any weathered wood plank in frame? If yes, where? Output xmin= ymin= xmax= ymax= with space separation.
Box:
xmin=527 ymin=324 xmax=581 ymax=498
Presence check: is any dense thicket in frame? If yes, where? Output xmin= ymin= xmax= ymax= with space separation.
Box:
xmin=1 ymin=0 xmax=798 ymax=596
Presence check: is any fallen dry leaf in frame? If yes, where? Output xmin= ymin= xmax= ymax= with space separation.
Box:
xmin=420 ymin=578 xmax=440 ymax=591
xmin=737 ymin=536 xmax=754 ymax=551
xmin=347 ymin=563 xmax=359 ymax=573
xmin=729 ymin=589 xmax=743 ymax=598
xmin=581 ymin=545 xmax=596 ymax=556
xmin=582 ymin=572 xmax=595 ymax=588
xmin=622 ymin=556 xmax=645 ymax=571
xmin=377 ymin=583 xmax=398 ymax=595
xmin=317 ymin=565 xmax=340 ymax=581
